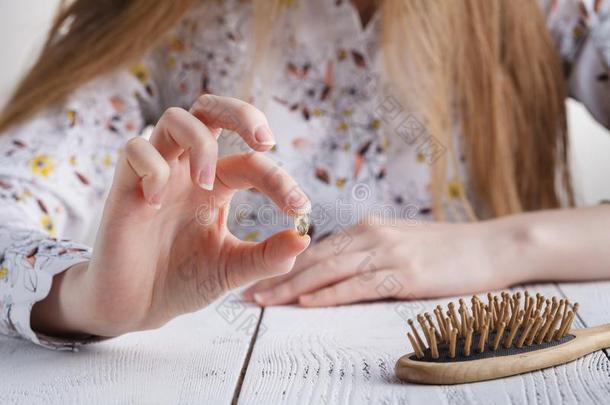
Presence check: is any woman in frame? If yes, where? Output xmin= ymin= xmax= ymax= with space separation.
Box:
xmin=0 ymin=0 xmax=608 ymax=350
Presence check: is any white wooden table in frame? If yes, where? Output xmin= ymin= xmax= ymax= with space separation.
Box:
xmin=2 ymin=282 xmax=610 ymax=404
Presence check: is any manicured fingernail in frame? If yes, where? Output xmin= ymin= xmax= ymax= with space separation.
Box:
xmin=254 ymin=125 xmax=275 ymax=146
xmin=296 ymin=200 xmax=311 ymax=215
xmin=149 ymin=191 xmax=163 ymax=210
xmin=287 ymin=189 xmax=311 ymax=214
xmin=198 ymin=165 xmax=215 ymax=190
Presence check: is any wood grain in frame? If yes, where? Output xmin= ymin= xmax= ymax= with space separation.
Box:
xmin=557 ymin=281 xmax=610 ymax=328
xmin=238 ymin=285 xmax=610 ymax=404
xmin=3 ymin=283 xmax=610 ymax=404
xmin=558 ymin=280 xmax=610 ymax=360
xmin=0 ymin=293 xmax=260 ymax=404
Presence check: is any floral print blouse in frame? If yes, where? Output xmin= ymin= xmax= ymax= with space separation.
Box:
xmin=1 ymin=0 xmax=609 ymax=350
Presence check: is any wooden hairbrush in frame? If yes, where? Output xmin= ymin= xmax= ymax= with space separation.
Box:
xmin=395 ymin=291 xmax=610 ymax=385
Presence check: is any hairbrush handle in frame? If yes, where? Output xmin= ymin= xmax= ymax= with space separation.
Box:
xmin=571 ymin=323 xmax=610 ymax=350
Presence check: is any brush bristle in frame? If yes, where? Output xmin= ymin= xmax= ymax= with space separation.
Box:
xmin=406 ymin=291 xmax=578 ymax=361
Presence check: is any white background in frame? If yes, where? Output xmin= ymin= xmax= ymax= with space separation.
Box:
xmin=1 ymin=1 xmax=609 ymax=205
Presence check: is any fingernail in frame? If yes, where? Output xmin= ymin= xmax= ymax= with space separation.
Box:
xmin=241 ymin=288 xmax=256 ymax=300
xmin=299 ymin=294 xmax=313 ymax=304
xmin=254 ymin=291 xmax=272 ymax=305
xmin=287 ymin=189 xmax=311 ymax=214
xmin=296 ymin=200 xmax=311 ymax=215
xmin=198 ymin=164 xmax=215 ymax=190
xmin=254 ymin=125 xmax=275 ymax=146
xmin=149 ymin=191 xmax=163 ymax=210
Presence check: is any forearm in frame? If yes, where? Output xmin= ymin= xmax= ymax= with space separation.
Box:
xmin=491 ymin=205 xmax=610 ymax=283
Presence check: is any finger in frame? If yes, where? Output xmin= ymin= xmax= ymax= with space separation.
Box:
xmin=150 ymin=107 xmax=218 ymax=190
xmin=298 ymin=270 xmax=402 ymax=307
xmin=190 ymin=94 xmax=275 ymax=151
xmin=296 ymin=227 xmax=375 ymax=269
xmin=215 ymin=153 xmax=311 ymax=214
xmin=227 ymin=230 xmax=311 ymax=288
xmin=111 ymin=137 xmax=170 ymax=209
xmin=242 ymin=241 xmax=322 ymax=296
xmin=246 ymin=227 xmax=370 ymax=295
xmin=250 ymin=252 xmax=377 ymax=306
xmin=241 ymin=265 xmax=298 ymax=301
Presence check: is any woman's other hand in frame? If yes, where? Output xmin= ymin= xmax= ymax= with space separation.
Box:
xmin=242 ymin=217 xmax=527 ymax=307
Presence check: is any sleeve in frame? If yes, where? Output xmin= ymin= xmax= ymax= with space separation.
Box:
xmin=544 ymin=0 xmax=610 ymax=128
xmin=0 ymin=59 xmax=162 ymax=350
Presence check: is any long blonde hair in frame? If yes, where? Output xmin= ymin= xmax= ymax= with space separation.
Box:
xmin=0 ymin=0 xmax=573 ymax=219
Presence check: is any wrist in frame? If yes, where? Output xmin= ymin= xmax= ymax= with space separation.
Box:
xmin=31 ymin=261 xmax=97 ymax=338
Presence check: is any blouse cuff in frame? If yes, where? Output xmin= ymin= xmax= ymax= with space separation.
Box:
xmin=0 ymin=229 xmax=101 ymax=350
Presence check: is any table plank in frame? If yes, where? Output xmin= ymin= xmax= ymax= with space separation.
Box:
xmin=0 ymin=293 xmax=260 ymax=405
xmin=557 ymin=280 xmax=610 ymax=360
xmin=238 ymin=284 xmax=610 ymax=404
xmin=557 ymin=281 xmax=610 ymax=327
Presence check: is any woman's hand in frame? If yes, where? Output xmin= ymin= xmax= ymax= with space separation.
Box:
xmin=242 ymin=218 xmax=527 ymax=307
xmin=32 ymin=95 xmax=311 ymax=337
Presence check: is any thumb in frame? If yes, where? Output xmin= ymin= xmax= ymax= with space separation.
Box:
xmin=228 ymin=230 xmax=311 ymax=287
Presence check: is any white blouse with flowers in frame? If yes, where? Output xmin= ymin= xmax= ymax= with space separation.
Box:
xmin=1 ymin=0 xmax=609 ymax=349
